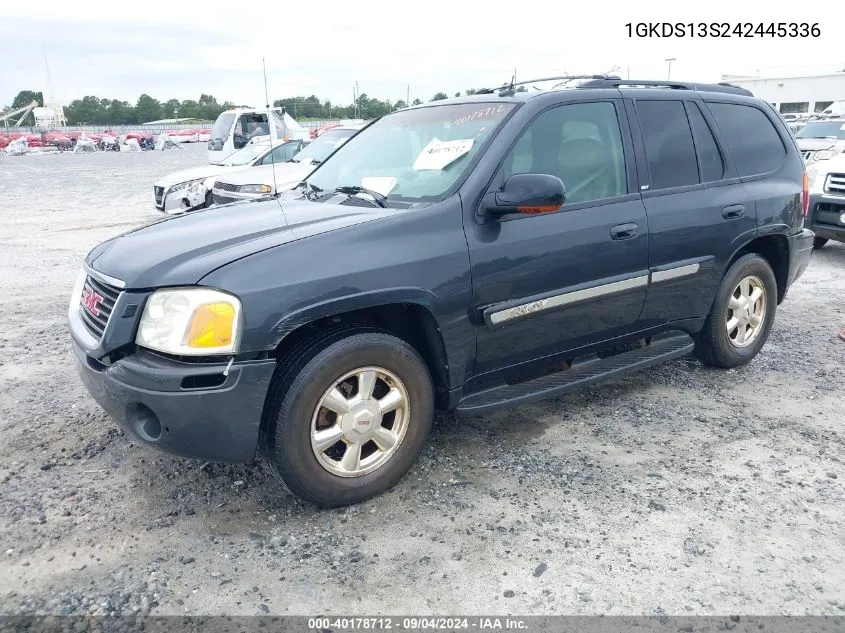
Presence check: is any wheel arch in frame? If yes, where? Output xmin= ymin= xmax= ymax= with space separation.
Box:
xmin=266 ymin=290 xmax=452 ymax=409
xmin=726 ymin=232 xmax=790 ymax=304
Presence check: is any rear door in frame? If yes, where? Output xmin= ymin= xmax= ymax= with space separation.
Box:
xmin=627 ymin=95 xmax=758 ymax=327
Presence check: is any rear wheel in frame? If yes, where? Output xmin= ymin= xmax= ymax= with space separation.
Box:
xmin=813 ymin=237 xmax=829 ymax=250
xmin=695 ymin=254 xmax=777 ymax=368
xmin=263 ymin=330 xmax=434 ymax=507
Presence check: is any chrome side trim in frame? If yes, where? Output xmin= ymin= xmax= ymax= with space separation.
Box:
xmin=651 ymin=263 xmax=700 ymax=283
xmin=83 ymin=261 xmax=126 ymax=289
xmin=488 ymin=275 xmax=649 ymax=325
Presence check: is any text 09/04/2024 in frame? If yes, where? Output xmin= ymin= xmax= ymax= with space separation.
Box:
xmin=626 ymin=22 xmax=821 ymax=38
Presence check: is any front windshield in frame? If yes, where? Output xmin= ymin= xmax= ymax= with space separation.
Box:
xmin=291 ymin=129 xmax=358 ymax=165
xmin=306 ymin=102 xmax=516 ymax=202
xmin=795 ymin=122 xmax=845 ymax=139
xmin=218 ymin=142 xmax=270 ymax=166
xmin=211 ymin=113 xmax=235 ymax=143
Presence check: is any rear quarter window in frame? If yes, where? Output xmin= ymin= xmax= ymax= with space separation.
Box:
xmin=705 ymin=102 xmax=787 ymax=176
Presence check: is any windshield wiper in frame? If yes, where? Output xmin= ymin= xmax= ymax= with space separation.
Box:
xmin=331 ymin=185 xmax=387 ymax=208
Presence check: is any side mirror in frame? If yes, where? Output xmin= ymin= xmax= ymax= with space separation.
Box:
xmin=484 ymin=173 xmax=566 ymax=217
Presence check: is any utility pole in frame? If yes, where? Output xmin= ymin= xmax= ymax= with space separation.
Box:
xmin=665 ymin=57 xmax=676 ymax=80
xmin=407 ymin=83 xmax=410 ymax=106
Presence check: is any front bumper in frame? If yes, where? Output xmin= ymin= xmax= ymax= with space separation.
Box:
xmin=807 ymin=193 xmax=845 ymax=242
xmin=154 ymin=183 xmax=205 ymax=215
xmin=72 ymin=338 xmax=276 ymax=463
xmin=785 ymin=228 xmax=815 ymax=294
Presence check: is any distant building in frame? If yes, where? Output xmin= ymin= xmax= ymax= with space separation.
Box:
xmin=721 ymin=72 xmax=845 ymax=114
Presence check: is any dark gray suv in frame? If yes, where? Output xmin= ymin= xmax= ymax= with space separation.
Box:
xmin=69 ymin=76 xmax=815 ymax=507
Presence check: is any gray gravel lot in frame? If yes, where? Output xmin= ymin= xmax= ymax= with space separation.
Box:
xmin=0 ymin=144 xmax=843 ymax=617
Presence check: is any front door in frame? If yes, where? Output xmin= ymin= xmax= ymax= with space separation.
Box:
xmin=465 ymin=100 xmax=650 ymax=380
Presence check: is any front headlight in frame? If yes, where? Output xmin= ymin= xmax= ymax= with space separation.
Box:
xmin=136 ymin=288 xmax=242 ymax=356
xmin=236 ymin=183 xmax=273 ymax=194
xmin=169 ymin=179 xmax=202 ymax=194
xmin=812 ymin=150 xmax=835 ymax=161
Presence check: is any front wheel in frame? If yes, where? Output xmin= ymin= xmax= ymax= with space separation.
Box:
xmin=263 ymin=331 xmax=434 ymax=507
xmin=695 ymin=254 xmax=778 ymax=369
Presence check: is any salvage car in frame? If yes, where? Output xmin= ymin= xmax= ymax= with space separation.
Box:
xmin=69 ymin=77 xmax=814 ymax=507
xmin=153 ymin=138 xmax=307 ymax=214
xmin=806 ymin=151 xmax=845 ymax=248
xmin=210 ymin=125 xmax=363 ymax=206
xmin=794 ymin=118 xmax=845 ymax=164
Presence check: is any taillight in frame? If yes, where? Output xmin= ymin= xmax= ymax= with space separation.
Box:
xmin=802 ymin=170 xmax=809 ymax=217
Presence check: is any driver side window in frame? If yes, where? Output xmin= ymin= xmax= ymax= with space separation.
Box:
xmin=503 ymin=101 xmax=627 ymax=206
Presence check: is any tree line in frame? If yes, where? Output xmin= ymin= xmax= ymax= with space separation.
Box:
xmin=5 ymin=86 xmax=527 ymax=126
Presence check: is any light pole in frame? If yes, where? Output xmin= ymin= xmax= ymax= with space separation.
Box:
xmin=665 ymin=57 xmax=676 ymax=80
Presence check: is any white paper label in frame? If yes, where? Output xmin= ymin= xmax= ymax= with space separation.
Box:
xmin=839 ymin=212 xmax=845 ymax=225
xmin=361 ymin=176 xmax=397 ymax=197
xmin=413 ymin=137 xmax=474 ymax=171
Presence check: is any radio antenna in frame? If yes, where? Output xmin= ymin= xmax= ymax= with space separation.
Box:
xmin=263 ymin=58 xmax=279 ymax=198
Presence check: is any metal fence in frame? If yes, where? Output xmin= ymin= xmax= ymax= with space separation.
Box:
xmin=1 ymin=120 xmax=338 ymax=135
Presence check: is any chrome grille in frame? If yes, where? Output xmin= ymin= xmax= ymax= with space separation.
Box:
xmin=78 ymin=275 xmax=121 ymax=340
xmin=154 ymin=186 xmax=164 ymax=205
xmin=825 ymin=173 xmax=845 ymax=194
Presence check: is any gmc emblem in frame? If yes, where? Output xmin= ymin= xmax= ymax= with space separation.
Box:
xmin=81 ymin=286 xmax=103 ymax=317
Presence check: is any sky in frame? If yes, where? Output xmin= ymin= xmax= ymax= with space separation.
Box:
xmin=1 ymin=0 xmax=843 ymax=110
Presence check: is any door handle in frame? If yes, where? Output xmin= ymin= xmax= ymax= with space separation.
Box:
xmin=722 ymin=204 xmax=745 ymax=219
xmin=610 ymin=223 xmax=639 ymax=240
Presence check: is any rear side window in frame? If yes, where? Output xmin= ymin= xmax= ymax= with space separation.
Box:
xmin=706 ymin=102 xmax=787 ymax=176
xmin=636 ymin=100 xmax=699 ymax=190
xmin=686 ymin=103 xmax=724 ymax=182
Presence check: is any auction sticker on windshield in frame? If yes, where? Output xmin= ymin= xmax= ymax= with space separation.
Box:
xmin=361 ymin=176 xmax=397 ymax=196
xmin=413 ymin=137 xmax=474 ymax=170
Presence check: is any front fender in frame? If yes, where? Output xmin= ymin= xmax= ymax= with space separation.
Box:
xmin=267 ymin=286 xmax=439 ymax=348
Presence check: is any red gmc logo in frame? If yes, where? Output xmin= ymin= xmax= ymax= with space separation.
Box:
xmin=81 ymin=286 xmax=103 ymax=317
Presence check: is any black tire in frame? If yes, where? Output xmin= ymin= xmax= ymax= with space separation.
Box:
xmin=813 ymin=237 xmax=829 ymax=250
xmin=262 ymin=330 xmax=434 ymax=507
xmin=695 ymin=254 xmax=778 ymax=369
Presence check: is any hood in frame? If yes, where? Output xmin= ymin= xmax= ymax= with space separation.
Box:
xmin=87 ymin=198 xmax=399 ymax=288
xmin=155 ymin=164 xmax=230 ymax=189
xmin=796 ymin=137 xmax=845 ymax=151
xmin=214 ymin=162 xmax=316 ymax=189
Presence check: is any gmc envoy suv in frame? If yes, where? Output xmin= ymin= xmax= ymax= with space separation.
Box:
xmin=68 ymin=76 xmax=815 ymax=507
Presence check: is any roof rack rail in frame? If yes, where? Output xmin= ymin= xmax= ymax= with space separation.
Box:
xmin=475 ymin=74 xmax=622 ymax=96
xmin=576 ymin=78 xmax=753 ymax=96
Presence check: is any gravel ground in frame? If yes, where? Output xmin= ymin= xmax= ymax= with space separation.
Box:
xmin=0 ymin=144 xmax=843 ymax=617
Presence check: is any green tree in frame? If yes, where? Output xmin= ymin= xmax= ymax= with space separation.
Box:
xmin=516 ymin=85 xmax=528 ymax=93
xmin=430 ymin=92 xmax=448 ymax=101
xmin=454 ymin=92 xmax=461 ymax=97
xmin=178 ymin=99 xmax=200 ymax=119
xmin=9 ymin=90 xmax=43 ymax=124
xmin=104 ymin=99 xmax=135 ymax=125
xmin=161 ymin=99 xmax=180 ymax=119
xmin=394 ymin=99 xmax=407 ymax=110
xmin=65 ymin=96 xmax=105 ymax=124
xmin=412 ymin=98 xmax=423 ymax=106
xmin=134 ymin=94 xmax=162 ymax=123
xmin=465 ymin=88 xmax=477 ymax=96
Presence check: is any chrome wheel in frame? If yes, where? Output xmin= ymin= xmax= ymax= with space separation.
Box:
xmin=726 ymin=275 xmax=767 ymax=348
xmin=310 ymin=366 xmax=410 ymax=478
